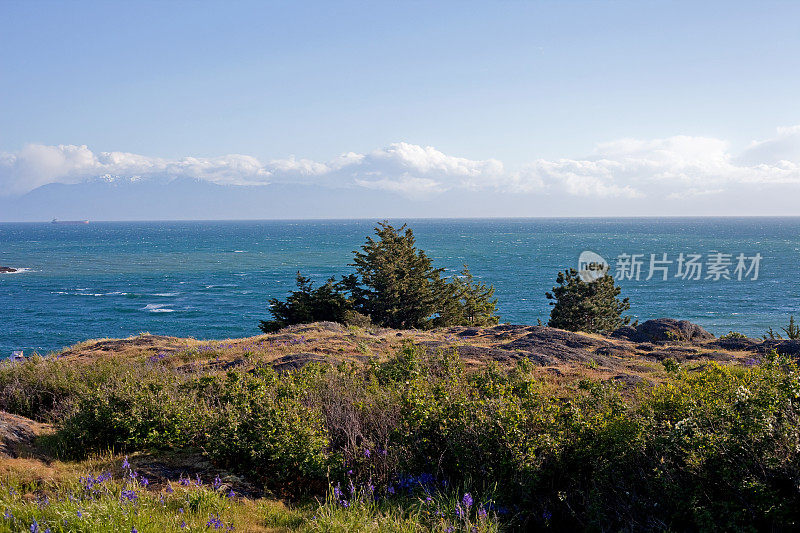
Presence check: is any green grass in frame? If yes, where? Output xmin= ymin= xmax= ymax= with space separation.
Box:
xmin=0 ymin=456 xmax=501 ymax=532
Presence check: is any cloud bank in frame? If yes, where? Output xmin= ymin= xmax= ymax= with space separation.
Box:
xmin=2 ymin=127 xmax=800 ymax=199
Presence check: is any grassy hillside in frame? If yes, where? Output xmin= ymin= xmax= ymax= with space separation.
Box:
xmin=0 ymin=322 xmax=798 ymax=531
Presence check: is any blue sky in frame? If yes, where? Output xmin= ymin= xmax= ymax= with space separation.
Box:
xmin=2 ymin=1 xmax=800 ymax=219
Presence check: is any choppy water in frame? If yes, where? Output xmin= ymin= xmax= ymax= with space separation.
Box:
xmin=1 ymin=218 xmax=799 ymax=356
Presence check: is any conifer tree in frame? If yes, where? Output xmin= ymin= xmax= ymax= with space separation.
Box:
xmin=259 ymin=273 xmax=352 ymax=333
xmin=346 ymin=222 xmax=443 ymax=329
xmin=546 ymin=268 xmax=630 ymax=333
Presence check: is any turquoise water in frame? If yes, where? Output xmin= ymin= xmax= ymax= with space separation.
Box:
xmin=1 ymin=218 xmax=799 ymax=356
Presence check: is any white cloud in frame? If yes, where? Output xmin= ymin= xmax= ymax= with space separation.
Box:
xmin=2 ymin=127 xmax=800 ymax=199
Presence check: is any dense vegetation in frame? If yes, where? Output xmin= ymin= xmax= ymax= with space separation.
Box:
xmin=546 ymin=268 xmax=631 ymax=333
xmin=261 ymin=222 xmax=499 ymax=332
xmin=2 ymin=343 xmax=800 ymax=531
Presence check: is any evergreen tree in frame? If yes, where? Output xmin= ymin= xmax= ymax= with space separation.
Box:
xmin=259 ymin=272 xmax=352 ymax=333
xmin=260 ymin=222 xmax=501 ymax=331
xmin=347 ymin=222 xmax=443 ymax=329
xmin=546 ymin=268 xmax=630 ymax=333
xmin=434 ymin=265 xmax=499 ymax=327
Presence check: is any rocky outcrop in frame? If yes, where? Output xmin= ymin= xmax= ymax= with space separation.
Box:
xmin=612 ymin=319 xmax=714 ymax=344
xmin=0 ymin=411 xmax=52 ymax=457
xmin=0 ymin=266 xmax=17 ymax=273
xmin=759 ymin=339 xmax=800 ymax=357
xmin=706 ymin=337 xmax=762 ymax=351
xmin=498 ymin=326 xmax=614 ymax=366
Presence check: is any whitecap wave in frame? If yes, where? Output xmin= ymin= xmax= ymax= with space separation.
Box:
xmin=142 ymin=303 xmax=175 ymax=313
xmin=153 ymin=292 xmax=179 ymax=297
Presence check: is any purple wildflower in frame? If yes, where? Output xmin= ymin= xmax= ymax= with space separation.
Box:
xmin=207 ymin=514 xmax=224 ymax=529
xmin=364 ymin=448 xmax=371 ymax=458
xmin=30 ymin=520 xmax=39 ymax=533
xmin=462 ymin=492 xmax=473 ymax=509
xmin=122 ymin=456 xmax=130 ymax=469
xmin=166 ymin=483 xmax=174 ymax=494
xmin=212 ymin=475 xmax=223 ymax=490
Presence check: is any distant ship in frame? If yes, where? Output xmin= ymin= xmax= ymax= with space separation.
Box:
xmin=51 ymin=218 xmax=89 ymax=224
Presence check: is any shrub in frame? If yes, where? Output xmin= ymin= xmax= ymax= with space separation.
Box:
xmin=198 ymin=368 xmax=332 ymax=496
xmin=720 ymin=330 xmax=748 ymax=339
xmin=259 ymin=273 xmax=353 ymax=333
xmin=58 ymin=366 xmax=206 ymax=454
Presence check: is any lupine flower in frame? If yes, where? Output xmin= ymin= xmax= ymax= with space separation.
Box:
xmin=207 ymin=515 xmax=224 ymax=529
xmin=212 ymin=475 xmax=223 ymax=489
xmin=462 ymin=493 xmax=473 ymax=509
xmin=478 ymin=507 xmax=488 ymax=520
xmin=166 ymin=483 xmax=174 ymax=494
xmin=141 ymin=477 xmax=149 ymax=487
xmin=195 ymin=474 xmax=202 ymax=486
xmin=3 ymin=509 xmax=12 ymax=519
xmin=30 ymin=520 xmax=39 ymax=533
xmin=387 ymin=486 xmax=395 ymax=495
xmin=180 ymin=521 xmax=187 ymax=529
xmin=542 ymin=509 xmax=553 ymax=521
xmin=364 ymin=448 xmax=371 ymax=458
xmin=131 ymin=528 xmax=137 ymax=533
xmin=122 ymin=456 xmax=130 ymax=469
xmin=227 ymin=489 xmax=235 ymax=499
xmin=76 ymin=510 xmax=82 ymax=518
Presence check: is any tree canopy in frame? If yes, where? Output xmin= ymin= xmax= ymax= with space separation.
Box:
xmin=260 ymin=222 xmax=500 ymax=331
xmin=546 ymin=268 xmax=630 ymax=333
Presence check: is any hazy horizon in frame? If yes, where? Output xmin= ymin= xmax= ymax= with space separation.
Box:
xmin=3 ymin=1 xmax=800 ymax=219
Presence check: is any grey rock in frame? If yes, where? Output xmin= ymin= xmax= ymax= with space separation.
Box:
xmin=612 ymin=319 xmax=714 ymax=344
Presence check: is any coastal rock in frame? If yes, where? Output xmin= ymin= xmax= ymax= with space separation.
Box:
xmin=706 ymin=337 xmax=761 ymax=351
xmin=499 ymin=326 xmax=613 ymax=366
xmin=0 ymin=266 xmax=17 ymax=273
xmin=0 ymin=411 xmax=52 ymax=458
xmin=271 ymin=352 xmax=331 ymax=372
xmin=610 ymin=373 xmax=651 ymax=389
xmin=759 ymin=340 xmax=800 ymax=357
xmin=611 ymin=319 xmax=714 ymax=344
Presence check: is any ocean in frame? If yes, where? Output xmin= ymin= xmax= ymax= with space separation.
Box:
xmin=1 ymin=218 xmax=799 ymax=357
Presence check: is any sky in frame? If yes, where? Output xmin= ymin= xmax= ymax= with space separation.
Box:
xmin=2 ymin=0 xmax=800 ymax=219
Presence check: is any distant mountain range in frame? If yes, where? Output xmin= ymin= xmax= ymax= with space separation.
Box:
xmin=1 ymin=176 xmax=797 ymax=221
xmin=0 ymin=177 xmax=550 ymax=221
